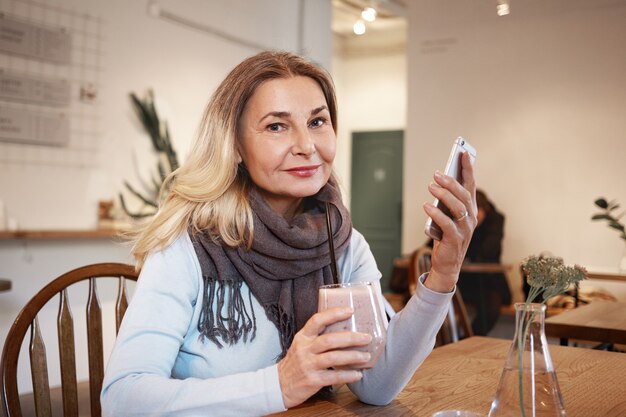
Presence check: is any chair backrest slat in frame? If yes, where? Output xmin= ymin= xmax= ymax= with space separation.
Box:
xmin=453 ymin=289 xmax=474 ymax=339
xmin=86 ymin=278 xmax=103 ymax=417
xmin=29 ymin=318 xmax=52 ymax=417
xmin=57 ymin=289 xmax=79 ymax=417
xmin=115 ymin=277 xmax=129 ymax=335
xmin=408 ymin=247 xmax=432 ymax=295
xmin=1 ymin=263 xmax=139 ymax=417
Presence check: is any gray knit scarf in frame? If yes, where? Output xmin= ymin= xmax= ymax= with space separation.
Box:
xmin=191 ymin=182 xmax=352 ymax=358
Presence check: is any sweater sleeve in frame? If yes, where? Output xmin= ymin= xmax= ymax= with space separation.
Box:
xmin=100 ymin=235 xmax=286 ymax=417
xmin=347 ymin=275 xmax=452 ymax=405
xmin=342 ymin=231 xmax=453 ymax=405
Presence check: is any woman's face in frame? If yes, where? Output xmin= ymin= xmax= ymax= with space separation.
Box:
xmin=238 ymin=76 xmax=336 ymax=217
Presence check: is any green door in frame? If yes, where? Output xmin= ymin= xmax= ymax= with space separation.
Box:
xmin=351 ymin=130 xmax=403 ymax=292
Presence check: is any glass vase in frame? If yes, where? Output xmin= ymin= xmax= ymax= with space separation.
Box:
xmin=488 ymin=303 xmax=566 ymax=417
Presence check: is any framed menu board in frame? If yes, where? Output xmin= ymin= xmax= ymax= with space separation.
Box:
xmin=0 ymin=13 xmax=72 ymax=64
xmin=0 ymin=69 xmax=71 ymax=106
xmin=0 ymin=2 xmax=103 ymax=168
xmin=0 ymin=106 xmax=68 ymax=146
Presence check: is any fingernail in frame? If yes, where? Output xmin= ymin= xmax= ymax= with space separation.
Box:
xmin=362 ymin=352 xmax=371 ymax=361
xmin=434 ymin=170 xmax=443 ymax=179
xmin=429 ymin=181 xmax=441 ymax=189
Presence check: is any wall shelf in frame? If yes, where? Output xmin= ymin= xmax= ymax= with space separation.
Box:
xmin=0 ymin=229 xmax=123 ymax=241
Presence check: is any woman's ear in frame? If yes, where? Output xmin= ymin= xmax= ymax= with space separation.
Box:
xmin=234 ymin=142 xmax=243 ymax=164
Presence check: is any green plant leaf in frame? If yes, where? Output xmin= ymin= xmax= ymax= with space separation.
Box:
xmin=119 ymin=193 xmax=156 ymax=218
xmin=123 ymin=89 xmax=179 ymax=220
xmin=124 ymin=181 xmax=158 ymax=208
xmin=130 ymin=91 xmax=162 ymax=151
xmin=594 ymin=198 xmax=608 ymax=209
xmin=591 ymin=214 xmax=611 ymax=221
xmin=157 ymin=160 xmax=167 ymax=182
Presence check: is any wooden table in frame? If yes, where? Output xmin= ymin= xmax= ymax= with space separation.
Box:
xmin=0 ymin=279 xmax=11 ymax=292
xmin=460 ymin=263 xmax=512 ymax=274
xmin=586 ymin=270 xmax=626 ymax=282
xmin=392 ymin=257 xmax=512 ymax=275
xmin=271 ymin=336 xmax=626 ymax=416
xmin=545 ymin=301 xmax=626 ymax=346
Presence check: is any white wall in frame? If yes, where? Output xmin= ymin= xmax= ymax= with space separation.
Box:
xmin=332 ymin=52 xmax=407 ymax=206
xmin=405 ymin=0 xmax=626 ymax=301
xmin=0 ymin=0 xmax=331 ymax=393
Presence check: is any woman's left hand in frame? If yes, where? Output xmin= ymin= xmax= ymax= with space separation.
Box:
xmin=423 ymin=152 xmax=478 ymax=293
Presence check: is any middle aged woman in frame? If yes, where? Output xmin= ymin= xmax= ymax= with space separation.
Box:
xmin=101 ymin=51 xmax=478 ymax=416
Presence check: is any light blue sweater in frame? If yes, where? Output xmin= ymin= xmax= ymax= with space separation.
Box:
xmin=101 ymin=230 xmax=452 ymax=416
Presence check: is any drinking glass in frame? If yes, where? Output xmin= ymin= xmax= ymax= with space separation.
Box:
xmin=317 ymin=282 xmax=387 ymax=369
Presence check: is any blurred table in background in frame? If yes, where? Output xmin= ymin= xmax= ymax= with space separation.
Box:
xmin=391 ymin=256 xmax=512 ymax=278
xmin=545 ymin=300 xmax=626 ymax=348
xmin=586 ymin=269 xmax=626 ymax=282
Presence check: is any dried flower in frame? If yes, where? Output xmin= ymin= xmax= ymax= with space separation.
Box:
xmin=521 ymin=255 xmax=587 ymax=305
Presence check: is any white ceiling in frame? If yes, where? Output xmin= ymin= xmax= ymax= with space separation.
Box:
xmin=331 ymin=0 xmax=407 ymax=57
xmin=331 ymin=0 xmax=626 ymax=57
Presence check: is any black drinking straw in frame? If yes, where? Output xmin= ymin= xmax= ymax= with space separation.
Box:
xmin=325 ymin=201 xmax=340 ymax=285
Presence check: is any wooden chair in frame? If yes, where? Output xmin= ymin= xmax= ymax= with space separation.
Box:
xmin=407 ymin=246 xmax=433 ymax=295
xmin=408 ymin=247 xmax=473 ymax=346
xmin=436 ymin=289 xmax=474 ymax=346
xmin=0 ymin=263 xmax=138 ymax=417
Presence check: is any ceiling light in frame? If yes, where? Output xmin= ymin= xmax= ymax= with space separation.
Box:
xmin=353 ymin=19 xmax=366 ymax=35
xmin=361 ymin=7 xmax=377 ymax=22
xmin=496 ymin=0 xmax=510 ymax=16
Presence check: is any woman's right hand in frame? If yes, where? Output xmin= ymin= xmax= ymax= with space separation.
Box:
xmin=277 ymin=307 xmax=372 ymax=408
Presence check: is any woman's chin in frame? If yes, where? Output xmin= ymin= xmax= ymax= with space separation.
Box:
xmin=283 ymin=176 xmax=328 ymax=197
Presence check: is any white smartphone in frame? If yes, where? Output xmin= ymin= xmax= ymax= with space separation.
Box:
xmin=424 ymin=137 xmax=477 ymax=241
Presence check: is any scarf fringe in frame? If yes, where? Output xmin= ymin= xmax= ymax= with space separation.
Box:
xmin=198 ymin=275 xmax=257 ymax=347
xmin=265 ymin=303 xmax=294 ymax=360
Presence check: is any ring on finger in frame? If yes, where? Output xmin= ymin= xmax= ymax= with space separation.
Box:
xmin=455 ymin=210 xmax=469 ymax=222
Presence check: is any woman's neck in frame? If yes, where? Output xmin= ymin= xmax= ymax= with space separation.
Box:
xmin=258 ymin=192 xmax=304 ymax=221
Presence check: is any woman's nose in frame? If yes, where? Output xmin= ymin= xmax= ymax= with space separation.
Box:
xmin=291 ymin=127 xmax=315 ymax=156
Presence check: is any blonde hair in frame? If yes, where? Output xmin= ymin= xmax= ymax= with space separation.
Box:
xmin=130 ymin=51 xmax=338 ymax=268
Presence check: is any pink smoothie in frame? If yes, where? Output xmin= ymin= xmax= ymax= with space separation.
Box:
xmin=318 ymin=283 xmax=387 ymax=369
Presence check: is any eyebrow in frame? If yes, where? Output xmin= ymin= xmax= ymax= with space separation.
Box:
xmin=259 ymin=105 xmax=329 ymax=123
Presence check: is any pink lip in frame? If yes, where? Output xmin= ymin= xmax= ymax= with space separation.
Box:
xmin=285 ymin=164 xmax=321 ymax=177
